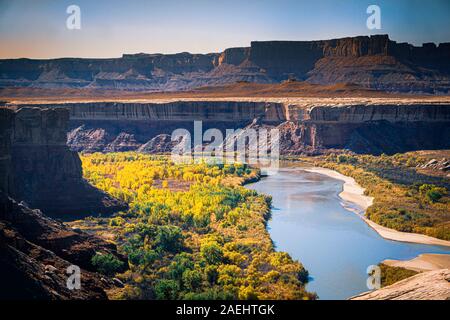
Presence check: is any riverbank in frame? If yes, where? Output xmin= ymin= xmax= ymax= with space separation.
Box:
xmin=383 ymin=254 xmax=450 ymax=272
xmin=303 ymin=167 xmax=450 ymax=248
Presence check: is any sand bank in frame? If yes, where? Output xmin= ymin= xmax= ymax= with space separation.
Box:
xmin=383 ymin=254 xmax=450 ymax=272
xmin=303 ymin=167 xmax=450 ymax=248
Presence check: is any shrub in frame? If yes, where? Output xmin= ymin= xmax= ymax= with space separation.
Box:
xmin=182 ymin=288 xmax=235 ymax=300
xmin=167 ymin=253 xmax=194 ymax=280
xmin=379 ymin=264 xmax=418 ymax=287
xmin=238 ymin=286 xmax=258 ymax=300
xmin=217 ymin=265 xmax=241 ymax=286
xmin=205 ymin=265 xmax=219 ymax=284
xmin=419 ymin=184 xmax=447 ymax=203
xmin=200 ymin=242 xmax=224 ymax=265
xmin=154 ymin=279 xmax=180 ymax=300
xmin=91 ymin=253 xmax=124 ymax=276
xmin=426 ymin=190 xmax=442 ymax=202
xmin=155 ymin=225 xmax=184 ymax=253
xmin=337 ymin=154 xmax=357 ymax=164
xmin=128 ymin=248 xmax=158 ymax=269
xmin=109 ymin=216 xmax=125 ymax=227
xmin=182 ymin=269 xmax=203 ymax=290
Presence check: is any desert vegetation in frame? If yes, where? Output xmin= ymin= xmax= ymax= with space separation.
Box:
xmin=311 ymin=152 xmax=450 ymax=240
xmin=378 ymin=264 xmax=418 ymax=287
xmin=76 ymin=153 xmax=315 ymax=300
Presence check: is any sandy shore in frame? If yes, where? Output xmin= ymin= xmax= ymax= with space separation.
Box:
xmin=303 ymin=167 xmax=450 ymax=248
xmin=383 ymin=254 xmax=450 ymax=272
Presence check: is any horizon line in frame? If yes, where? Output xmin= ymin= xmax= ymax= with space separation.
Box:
xmin=2 ymin=34 xmax=450 ymax=61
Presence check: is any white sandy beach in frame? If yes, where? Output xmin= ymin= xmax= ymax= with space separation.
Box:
xmin=303 ymin=167 xmax=450 ymax=248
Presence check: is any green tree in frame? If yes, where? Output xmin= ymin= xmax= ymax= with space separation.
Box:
xmin=155 ymin=225 xmax=184 ymax=253
xmin=167 ymin=253 xmax=194 ymax=280
xmin=154 ymin=279 xmax=180 ymax=300
xmin=91 ymin=253 xmax=124 ymax=276
xmin=182 ymin=269 xmax=203 ymax=291
xmin=419 ymin=184 xmax=447 ymax=203
xmin=200 ymin=242 xmax=224 ymax=265
xmin=128 ymin=248 xmax=158 ymax=270
xmin=205 ymin=265 xmax=219 ymax=284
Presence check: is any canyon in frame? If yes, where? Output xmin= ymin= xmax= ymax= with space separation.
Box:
xmin=1 ymin=35 xmax=450 ymax=93
xmin=1 ymin=33 xmax=450 ymax=301
xmin=5 ymin=95 xmax=450 ymax=156
xmin=0 ymin=107 xmax=127 ymax=299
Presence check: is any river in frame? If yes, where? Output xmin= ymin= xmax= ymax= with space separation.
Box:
xmin=247 ymin=168 xmax=450 ymax=300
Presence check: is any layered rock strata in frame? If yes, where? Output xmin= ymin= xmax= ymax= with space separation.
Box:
xmin=0 ymin=107 xmax=128 ymax=299
xmin=12 ymin=100 xmax=449 ymax=155
xmin=1 ymin=107 xmax=127 ymax=216
xmin=1 ymin=35 xmax=449 ymax=92
xmin=350 ymin=269 xmax=450 ymax=300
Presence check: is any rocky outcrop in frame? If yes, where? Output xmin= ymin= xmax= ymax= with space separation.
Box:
xmin=138 ymin=134 xmax=183 ymax=154
xmin=0 ymin=194 xmax=126 ymax=299
xmin=419 ymin=158 xmax=450 ymax=172
xmin=0 ymin=107 xmax=127 ymax=217
xmin=351 ymin=269 xmax=450 ymax=300
xmin=298 ymin=104 xmax=450 ymax=154
xmin=103 ymin=132 xmax=140 ymax=152
xmin=218 ymin=47 xmax=250 ymax=66
xmin=0 ymin=107 xmax=128 ymax=299
xmin=1 ymin=35 xmax=449 ymax=93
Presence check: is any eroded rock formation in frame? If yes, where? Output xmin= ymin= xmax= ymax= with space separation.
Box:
xmin=0 ymin=197 xmax=126 ymax=299
xmin=14 ymin=100 xmax=448 ymax=156
xmin=350 ymin=269 xmax=450 ymax=300
xmin=0 ymin=107 xmax=128 ymax=299
xmin=2 ymin=107 xmax=127 ymax=216
xmin=1 ymin=35 xmax=449 ymax=92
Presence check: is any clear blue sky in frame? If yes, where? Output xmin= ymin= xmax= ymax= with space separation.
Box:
xmin=1 ymin=0 xmax=449 ymax=58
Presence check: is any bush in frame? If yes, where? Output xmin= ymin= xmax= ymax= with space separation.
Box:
xmin=182 ymin=288 xmax=235 ymax=300
xmin=91 ymin=253 xmax=124 ymax=276
xmin=238 ymin=286 xmax=258 ymax=300
xmin=155 ymin=225 xmax=184 ymax=253
xmin=217 ymin=265 xmax=241 ymax=286
xmin=419 ymin=184 xmax=447 ymax=203
xmin=379 ymin=264 xmax=418 ymax=287
xmin=298 ymin=265 xmax=309 ymax=284
xmin=109 ymin=216 xmax=125 ymax=227
xmin=337 ymin=154 xmax=357 ymax=164
xmin=200 ymin=242 xmax=224 ymax=265
xmin=154 ymin=279 xmax=180 ymax=300
xmin=205 ymin=265 xmax=219 ymax=284
xmin=128 ymin=248 xmax=158 ymax=269
xmin=182 ymin=269 xmax=203 ymax=290
xmin=167 ymin=253 xmax=195 ymax=280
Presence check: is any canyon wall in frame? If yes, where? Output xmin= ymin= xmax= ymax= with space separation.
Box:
xmin=8 ymin=101 xmax=450 ymax=155
xmin=1 ymin=35 xmax=450 ymax=92
xmin=308 ymin=104 xmax=450 ymax=122
xmin=290 ymin=104 xmax=450 ymax=154
xmin=16 ymin=101 xmax=288 ymax=122
xmin=0 ymin=107 xmax=126 ymax=216
xmin=0 ymin=107 xmax=128 ymax=299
